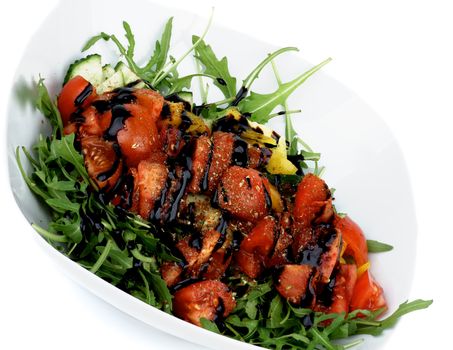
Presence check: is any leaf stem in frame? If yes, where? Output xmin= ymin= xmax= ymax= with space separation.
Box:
xmin=32 ymin=223 xmax=68 ymax=243
xmin=152 ymin=8 xmax=214 ymax=86
xmin=90 ymin=239 xmax=113 ymax=274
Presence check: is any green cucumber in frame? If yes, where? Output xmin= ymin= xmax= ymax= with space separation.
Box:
xmin=63 ymin=54 xmax=103 ymax=86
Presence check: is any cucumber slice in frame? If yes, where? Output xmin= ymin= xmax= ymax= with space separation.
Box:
xmin=96 ymin=71 xmax=124 ymax=94
xmin=63 ymin=54 xmax=103 ymax=86
xmin=115 ymin=62 xmax=142 ymax=85
xmin=102 ymin=64 xmax=115 ymax=81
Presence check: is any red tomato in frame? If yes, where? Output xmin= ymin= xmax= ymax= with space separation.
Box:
xmin=236 ymin=216 xmax=276 ymax=278
xmin=136 ymin=160 xmax=168 ymax=219
xmin=58 ymin=76 xmax=97 ymax=126
xmin=275 ymin=264 xmax=312 ymax=304
xmin=334 ymin=215 xmax=368 ymax=266
xmin=173 ymin=280 xmax=236 ymax=326
xmin=203 ymin=248 xmax=232 ymax=280
xmin=80 ymin=136 xmax=122 ymax=190
xmin=218 ymin=166 xmax=271 ymax=222
xmin=188 ymin=135 xmax=212 ymax=193
xmin=207 ymin=132 xmax=235 ymax=193
xmin=322 ymin=264 xmax=357 ymax=314
xmin=160 ymin=261 xmax=183 ymax=288
xmin=117 ymin=104 xmax=164 ymax=167
xmin=293 ymin=173 xmax=331 ymax=227
xmin=350 ymin=270 xmax=387 ymax=313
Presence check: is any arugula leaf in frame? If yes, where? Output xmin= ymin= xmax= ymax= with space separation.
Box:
xmin=239 ymin=57 xmax=331 ymax=123
xmin=35 ymin=78 xmax=63 ymax=135
xmin=355 ymin=299 xmax=433 ymax=336
xmin=122 ymin=21 xmax=136 ymax=58
xmin=200 ymin=318 xmax=221 ymax=333
xmin=49 ymin=133 xmax=91 ymax=186
xmin=192 ymin=35 xmax=237 ymax=99
xmin=367 ymin=239 xmax=394 ymax=253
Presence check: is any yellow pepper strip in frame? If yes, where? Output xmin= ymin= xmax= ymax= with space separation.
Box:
xmin=339 ymin=240 xmax=348 ymax=264
xmin=357 ymin=261 xmax=371 ymax=277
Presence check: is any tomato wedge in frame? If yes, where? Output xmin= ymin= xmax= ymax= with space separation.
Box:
xmin=173 ymin=280 xmax=236 ymax=326
xmin=236 ymin=216 xmax=276 ymax=278
xmin=334 ymin=215 xmax=368 ymax=266
xmin=218 ymin=166 xmax=271 ymax=222
xmin=80 ymin=135 xmax=122 ymax=190
xmin=293 ymin=173 xmax=331 ymax=227
xmin=58 ymin=76 xmax=97 ymax=126
xmin=350 ymin=270 xmax=387 ymax=313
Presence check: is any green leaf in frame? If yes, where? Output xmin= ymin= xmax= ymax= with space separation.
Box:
xmin=192 ymin=35 xmax=237 ymax=98
xmin=35 ymin=79 xmax=63 ymax=134
xmin=50 ymin=133 xmax=91 ymax=186
xmin=239 ymin=46 xmax=299 ymax=100
xmin=367 ymin=239 xmax=394 ymax=253
xmin=356 ymin=300 xmax=433 ymax=336
xmin=154 ymin=17 xmax=173 ymax=72
xmin=239 ymin=57 xmax=331 ymax=123
xmin=45 ymin=198 xmax=80 ymax=213
xmin=245 ymin=299 xmax=258 ymax=319
xmin=50 ymin=217 xmax=82 ymax=243
xmin=143 ymin=270 xmax=173 ymax=312
xmin=82 ymin=32 xmax=111 ymax=52
xmin=268 ymin=295 xmax=284 ymax=328
xmin=200 ymin=318 xmax=221 ymax=333
xmin=123 ymin=21 xmax=136 ymax=58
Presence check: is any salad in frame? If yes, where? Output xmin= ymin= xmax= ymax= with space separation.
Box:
xmin=16 ymin=14 xmax=431 ymax=350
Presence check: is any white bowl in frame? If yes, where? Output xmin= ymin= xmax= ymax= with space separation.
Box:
xmin=6 ymin=0 xmax=416 ymax=349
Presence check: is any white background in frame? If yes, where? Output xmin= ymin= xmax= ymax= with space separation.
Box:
xmin=0 ymin=0 xmax=451 ymax=349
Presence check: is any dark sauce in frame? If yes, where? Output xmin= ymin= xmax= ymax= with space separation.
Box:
xmin=287 ymin=154 xmax=305 ymax=176
xmin=213 ymin=297 xmax=225 ymax=323
xmin=297 ymin=225 xmax=338 ymax=267
xmin=167 ymin=169 xmax=192 ymax=223
xmin=104 ymin=104 xmax=131 ymax=141
xmin=231 ymin=136 xmax=248 ymax=167
xmin=201 ymin=141 xmax=214 ymax=192
xmin=180 ymin=111 xmax=193 ymax=131
xmin=316 ymin=268 xmax=338 ymax=307
xmin=262 ymin=180 xmax=272 ymax=210
xmin=231 ymin=86 xmax=248 ymax=106
xmin=301 ymin=313 xmax=314 ymax=329
xmin=96 ymin=143 xmax=122 ymax=182
xmin=74 ymin=83 xmax=93 ymax=106
xmin=213 ymin=215 xmax=228 ymax=251
xmin=111 ymin=229 xmax=126 ymax=250
xmin=216 ymin=78 xmax=227 ymax=86
xmin=171 ymin=277 xmax=199 ymax=292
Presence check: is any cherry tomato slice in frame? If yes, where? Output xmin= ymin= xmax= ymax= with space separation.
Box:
xmin=275 ymin=264 xmax=313 ymax=304
xmin=293 ymin=173 xmax=331 ymax=227
xmin=218 ymin=166 xmax=271 ymax=222
xmin=350 ymin=270 xmax=387 ymax=313
xmin=58 ymin=76 xmax=97 ymax=126
xmin=173 ymin=280 xmax=236 ymax=326
xmin=80 ymin=135 xmax=122 ymax=190
xmin=334 ymin=215 xmax=368 ymax=266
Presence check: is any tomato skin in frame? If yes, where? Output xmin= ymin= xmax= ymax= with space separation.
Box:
xmin=173 ymin=280 xmax=236 ymax=326
xmin=218 ymin=166 xmax=270 ymax=222
xmin=275 ymin=264 xmax=312 ymax=304
xmin=136 ymin=161 xmax=168 ymax=219
xmin=80 ymin=135 xmax=122 ymax=190
xmin=117 ymin=104 xmax=163 ymax=167
xmin=236 ymin=216 xmax=276 ymax=278
xmin=58 ymin=76 xmax=97 ymax=126
xmin=334 ymin=215 xmax=368 ymax=266
xmin=293 ymin=173 xmax=331 ymax=227
xmin=315 ymin=264 xmax=357 ymax=315
xmin=188 ymin=135 xmax=212 ymax=193
xmin=350 ymin=270 xmax=387 ymax=313
xmin=207 ymin=132 xmax=235 ymax=193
